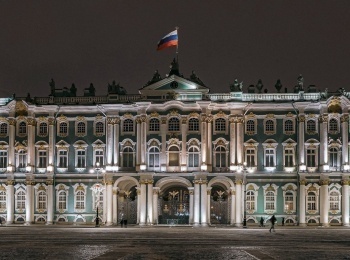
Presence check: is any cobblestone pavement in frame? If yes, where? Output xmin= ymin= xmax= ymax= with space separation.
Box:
xmin=0 ymin=225 xmax=350 ymax=259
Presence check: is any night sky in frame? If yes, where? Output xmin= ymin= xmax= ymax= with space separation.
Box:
xmin=1 ymin=1 xmax=350 ymax=98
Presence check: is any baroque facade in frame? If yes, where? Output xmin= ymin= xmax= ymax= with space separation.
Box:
xmin=0 ymin=60 xmax=349 ymax=226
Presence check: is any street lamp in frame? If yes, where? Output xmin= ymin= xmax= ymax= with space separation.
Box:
xmin=243 ymin=162 xmax=247 ymax=228
xmin=90 ymin=162 xmax=105 ymax=227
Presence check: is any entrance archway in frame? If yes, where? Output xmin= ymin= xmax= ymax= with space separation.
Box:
xmin=210 ymin=185 xmax=229 ymax=224
xmin=118 ymin=186 xmax=137 ymax=224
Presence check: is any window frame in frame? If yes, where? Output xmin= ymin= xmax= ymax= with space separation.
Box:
xmin=263 ymin=184 xmax=278 ymax=214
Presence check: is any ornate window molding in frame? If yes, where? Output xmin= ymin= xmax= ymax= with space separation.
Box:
xmin=212 ymin=138 xmax=229 ymax=171
xmin=305 ymin=139 xmax=320 ymax=172
xmin=94 ymin=115 xmax=105 ymax=137
xmin=263 ymin=184 xmax=279 ymax=214
xmin=75 ymin=116 xmax=87 ymax=137
xmin=245 ymin=183 xmax=259 ymax=213
xmin=262 ymin=139 xmax=278 ymax=170
xmin=264 ymin=114 xmax=276 ymax=135
xmin=328 ymin=116 xmax=339 ymax=134
xmin=92 ymin=139 xmax=105 ymax=167
xmin=73 ymin=140 xmax=88 ymax=170
xmin=166 ymin=138 xmax=181 ymax=168
xmin=328 ymin=139 xmax=342 ymax=170
xmin=55 ymin=184 xmax=69 ymax=213
xmin=57 ymin=115 xmax=68 ymax=137
xmin=14 ymin=183 xmax=26 ymax=213
xmin=305 ymin=183 xmax=320 ymax=214
xmin=0 ymin=141 xmax=9 ymax=171
xmin=35 ymin=141 xmax=49 ymax=172
xmin=149 ymin=118 xmax=160 ymax=132
xmin=329 ymin=183 xmax=341 ymax=214
xmin=120 ymin=139 xmax=136 ymax=168
xmin=147 ymin=139 xmax=161 ymax=171
xmin=214 ymin=118 xmax=227 ymax=133
xmin=56 ymin=140 xmax=70 ymax=171
xmin=34 ymin=183 xmax=47 ymax=213
xmin=187 ymin=138 xmax=201 ymax=171
xmin=17 ymin=117 xmax=27 ymax=137
xmin=72 ymin=183 xmax=87 ymax=213
xmin=283 ymin=113 xmax=295 ymax=135
xmin=188 ymin=117 xmax=200 ymax=132
xmin=36 ymin=117 xmax=48 ymax=137
xmin=245 ymin=113 xmax=257 ymax=135
xmin=282 ymin=138 xmax=297 ymax=171
xmin=0 ymin=119 xmax=8 ymax=137
xmin=122 ymin=113 xmax=135 ymax=135
xmin=282 ymin=183 xmax=297 ymax=214
xmin=306 ymin=115 xmax=318 ymax=134
xmin=168 ymin=117 xmax=180 ymax=132
xmin=244 ymin=139 xmax=259 ymax=169
xmin=15 ymin=142 xmax=27 ymax=171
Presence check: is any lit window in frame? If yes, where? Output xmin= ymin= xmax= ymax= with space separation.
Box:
xmin=123 ymin=119 xmax=134 ymax=132
xmin=0 ymin=190 xmax=6 ymax=210
xmin=188 ymin=146 xmax=199 ymax=167
xmin=37 ymin=190 xmax=47 ymax=210
xmin=188 ymin=118 xmax=199 ymax=131
xmin=168 ymin=117 xmax=180 ymax=131
xmin=149 ymin=118 xmax=160 ymax=132
xmin=246 ymin=191 xmax=255 ymax=211
xmin=265 ymin=191 xmax=275 ymax=210
xmin=168 ymin=146 xmax=180 ymax=166
xmin=58 ymin=191 xmax=67 ymax=211
xmin=16 ymin=190 xmax=26 ymax=210
xmin=307 ymin=192 xmax=316 ymax=210
xmin=148 ymin=147 xmax=160 ymax=169
xmin=75 ymin=190 xmax=85 ymax=210
xmin=284 ymin=191 xmax=294 ymax=212
xmin=329 ymin=191 xmax=340 ymax=210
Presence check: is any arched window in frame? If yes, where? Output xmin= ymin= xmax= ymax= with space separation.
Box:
xmin=75 ymin=190 xmax=85 ymax=210
xmin=188 ymin=146 xmax=199 ymax=167
xmin=95 ymin=122 xmax=104 ymax=134
xmin=188 ymin=118 xmax=199 ymax=131
xmin=37 ymin=190 xmax=47 ymax=210
xmin=123 ymin=119 xmax=134 ymax=132
xmin=307 ymin=192 xmax=316 ymax=210
xmin=122 ymin=147 xmax=134 ymax=167
xmin=329 ymin=191 xmax=340 ymax=210
xmin=306 ymin=120 xmax=316 ymax=132
xmin=0 ymin=123 xmax=8 ymax=135
xmin=16 ymin=190 xmax=26 ymax=210
xmin=168 ymin=146 xmax=180 ymax=166
xmin=39 ymin=122 xmax=48 ymax=135
xmin=149 ymin=118 xmax=160 ymax=132
xmin=329 ymin=118 xmax=338 ymax=132
xmin=265 ymin=120 xmax=274 ymax=132
xmin=284 ymin=191 xmax=294 ymax=212
xmin=148 ymin=147 xmax=160 ymax=169
xmin=329 ymin=147 xmax=338 ymax=168
xmin=0 ymin=190 xmax=6 ymax=210
xmin=246 ymin=119 xmax=255 ymax=133
xmin=77 ymin=122 xmax=86 ymax=134
xmin=58 ymin=191 xmax=67 ymax=211
xmin=59 ymin=122 xmax=68 ymax=134
xmin=168 ymin=117 xmax=180 ymax=131
xmin=265 ymin=191 xmax=275 ymax=210
xmin=19 ymin=121 xmax=27 ymax=135
xmin=215 ymin=146 xmax=227 ymax=168
xmin=246 ymin=191 xmax=255 ymax=211
xmin=284 ymin=120 xmax=293 ymax=132
xmin=215 ymin=118 xmax=226 ymax=132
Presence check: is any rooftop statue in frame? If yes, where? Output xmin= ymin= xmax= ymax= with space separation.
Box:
xmin=70 ymin=83 xmax=77 ymax=97
xmin=144 ymin=70 xmax=162 ymax=87
xmin=230 ymin=79 xmax=243 ymax=92
xmin=49 ymin=78 xmax=55 ymax=96
xmin=256 ymin=79 xmax=264 ymax=93
xmin=108 ymin=80 xmax=127 ymax=95
xmin=275 ymin=79 xmax=282 ymax=93
xmin=297 ymin=74 xmax=304 ymax=91
xmin=189 ymin=70 xmax=206 ymax=86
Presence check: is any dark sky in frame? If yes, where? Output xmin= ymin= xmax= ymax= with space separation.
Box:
xmin=1 ymin=1 xmax=350 ymax=97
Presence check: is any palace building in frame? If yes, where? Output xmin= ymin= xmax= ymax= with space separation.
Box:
xmin=0 ymin=59 xmax=349 ymax=226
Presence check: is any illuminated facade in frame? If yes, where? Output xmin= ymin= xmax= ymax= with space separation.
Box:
xmin=0 ymin=60 xmax=349 ymax=226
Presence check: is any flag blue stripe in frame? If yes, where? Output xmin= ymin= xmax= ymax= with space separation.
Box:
xmin=157 ymin=35 xmax=178 ymax=47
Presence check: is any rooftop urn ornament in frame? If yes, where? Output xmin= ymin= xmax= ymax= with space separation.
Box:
xmin=275 ymin=79 xmax=282 ymax=93
xmin=297 ymin=74 xmax=304 ymax=91
xmin=256 ymin=79 xmax=264 ymax=93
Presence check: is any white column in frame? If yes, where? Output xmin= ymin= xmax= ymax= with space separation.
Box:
xmin=200 ymin=114 xmax=207 ymax=168
xmin=319 ymin=114 xmax=328 ymax=170
xmin=140 ymin=115 xmax=147 ymax=168
xmin=48 ymin=118 xmax=54 ymax=167
xmin=106 ymin=118 xmax=114 ymax=166
xmin=188 ymin=187 xmax=194 ymax=224
xmin=136 ymin=117 xmax=141 ymax=170
xmin=299 ymin=115 xmax=306 ymax=167
xmin=153 ymin=187 xmax=159 ymax=224
xmin=342 ymin=180 xmax=349 ymax=226
xmin=193 ymin=181 xmax=200 ymax=225
xmin=299 ymin=180 xmax=306 ymax=226
xmin=6 ymin=180 xmax=14 ymax=224
xmin=113 ymin=119 xmax=120 ymax=167
xmin=147 ymin=181 xmax=153 ymax=224
xmin=27 ymin=119 xmax=35 ymax=170
xmin=207 ymin=118 xmax=212 ymax=171
xmin=230 ymin=187 xmax=236 ymax=225
xmin=140 ymin=181 xmax=147 ymax=225
xmin=236 ymin=117 xmax=244 ymax=165
xmin=341 ymin=114 xmax=349 ymax=167
xmin=112 ymin=188 xmax=118 ymax=224
xmin=160 ymin=117 xmax=167 ymax=171
xmin=8 ymin=119 xmax=15 ymax=168
xmin=206 ymin=187 xmax=211 ymax=225
xmin=106 ymin=180 xmax=113 ymax=226
xmin=136 ymin=188 xmax=141 ymax=224
xmin=235 ymin=180 xmax=242 ymax=226
xmin=229 ymin=117 xmax=236 ymax=167
xmin=46 ymin=180 xmax=54 ymax=224
xmin=181 ymin=118 xmax=187 ymax=171
xmin=320 ymin=179 xmax=329 ymax=226
xmin=25 ymin=180 xmax=34 ymax=225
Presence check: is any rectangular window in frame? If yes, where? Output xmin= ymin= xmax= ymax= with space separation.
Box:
xmin=18 ymin=151 xmax=27 ymax=168
xmin=246 ymin=148 xmax=255 ymax=167
xmin=284 ymin=149 xmax=294 ymax=167
xmin=38 ymin=151 xmax=47 ymax=168
xmin=58 ymin=150 xmax=68 ymax=168
xmin=265 ymin=149 xmax=274 ymax=167
xmin=95 ymin=150 xmax=104 ymax=166
xmin=0 ymin=151 xmax=7 ymax=168
xmin=307 ymin=194 xmax=316 ymax=210
xmin=306 ymin=149 xmax=316 ymax=167
xmin=284 ymin=193 xmax=294 ymax=211
xmin=58 ymin=192 xmax=67 ymax=210
xmin=77 ymin=150 xmax=86 ymax=168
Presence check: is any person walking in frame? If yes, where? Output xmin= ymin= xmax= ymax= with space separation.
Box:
xmin=259 ymin=217 xmax=264 ymax=227
xmin=282 ymin=217 xmax=285 ymax=226
xmin=269 ymin=215 xmax=277 ymax=233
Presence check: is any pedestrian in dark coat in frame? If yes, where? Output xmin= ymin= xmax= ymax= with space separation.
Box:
xmin=269 ymin=215 xmax=277 ymax=233
xmin=259 ymin=217 xmax=264 ymax=227
xmin=282 ymin=217 xmax=285 ymax=226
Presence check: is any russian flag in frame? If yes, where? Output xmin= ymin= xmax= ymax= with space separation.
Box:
xmin=157 ymin=29 xmax=178 ymax=51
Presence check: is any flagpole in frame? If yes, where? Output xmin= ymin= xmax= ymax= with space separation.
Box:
xmin=175 ymin=26 xmax=179 ymax=62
